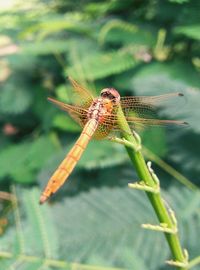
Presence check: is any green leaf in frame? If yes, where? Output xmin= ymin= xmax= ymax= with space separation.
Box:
xmin=85 ymin=1 xmax=120 ymax=16
xmin=78 ymin=140 xmax=128 ymax=170
xmin=168 ymin=130 xmax=200 ymax=176
xmin=52 ymin=114 xmax=81 ymax=132
xmin=141 ymin=127 xmax=167 ymax=158
xmin=50 ymin=185 xmax=200 ymax=269
xmin=0 ymin=81 xmax=32 ymax=115
xmin=174 ymin=25 xmax=200 ymax=40
xmin=99 ymin=20 xmax=154 ymax=46
xmin=21 ymin=40 xmax=71 ymax=55
xmin=67 ymin=51 xmax=138 ymax=80
xmin=0 ymin=186 xmax=60 ymax=269
xmin=167 ymin=186 xmax=200 ymax=264
xmin=169 ymin=0 xmax=190 ymax=3
xmin=20 ymin=12 xmax=89 ymax=40
xmin=0 ymin=136 xmax=57 ymax=184
xmin=1 ymin=185 xmax=200 ymax=269
xmin=22 ymin=187 xmax=59 ymax=258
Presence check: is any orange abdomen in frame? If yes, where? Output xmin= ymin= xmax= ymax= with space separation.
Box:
xmin=39 ymin=119 xmax=98 ymax=204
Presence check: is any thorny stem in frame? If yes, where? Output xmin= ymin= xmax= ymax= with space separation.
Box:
xmin=116 ymin=105 xmax=188 ymax=270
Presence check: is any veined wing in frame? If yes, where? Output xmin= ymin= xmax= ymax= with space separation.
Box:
xmin=94 ymin=114 xmax=187 ymax=133
xmin=120 ymin=92 xmax=184 ymax=107
xmin=93 ymin=95 xmax=187 ymax=134
xmin=68 ymin=77 xmax=94 ymax=107
xmin=120 ymin=92 xmax=184 ymax=118
xmin=48 ymin=97 xmax=88 ymax=126
xmin=125 ymin=117 xmax=187 ymax=128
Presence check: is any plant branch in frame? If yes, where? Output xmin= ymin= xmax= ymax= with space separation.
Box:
xmin=115 ymin=105 xmax=188 ymax=270
xmin=109 ymin=137 xmax=198 ymax=191
xmin=0 ymin=251 xmax=124 ymax=270
xmin=143 ymin=147 xmax=198 ymax=191
xmin=188 ymin=256 xmax=200 ymax=269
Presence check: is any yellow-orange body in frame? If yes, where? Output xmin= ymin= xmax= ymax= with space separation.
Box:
xmin=40 ymin=119 xmax=98 ymax=204
xmin=39 ymin=93 xmax=118 ymax=204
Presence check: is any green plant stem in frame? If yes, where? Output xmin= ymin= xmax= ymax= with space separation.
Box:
xmin=117 ymin=105 xmax=187 ymax=270
xmin=188 ymin=256 xmax=200 ymax=269
xmin=143 ymin=147 xmax=198 ymax=191
xmin=0 ymin=251 xmax=124 ymax=270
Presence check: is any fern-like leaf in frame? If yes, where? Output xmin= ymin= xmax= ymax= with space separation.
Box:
xmin=0 ymin=82 xmax=32 ymax=115
xmin=0 ymin=136 xmax=57 ymax=184
xmin=174 ymin=25 xmax=200 ymax=40
xmin=67 ymin=51 xmax=137 ymax=80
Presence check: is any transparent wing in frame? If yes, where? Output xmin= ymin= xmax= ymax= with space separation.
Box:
xmin=120 ymin=93 xmax=184 ymax=108
xmin=95 ymin=92 xmax=187 ymax=137
xmin=48 ymin=97 xmax=88 ymax=127
xmin=68 ymin=77 xmax=94 ymax=107
xmin=94 ymin=121 xmax=116 ymax=139
xmin=120 ymin=92 xmax=184 ymax=119
xmin=48 ymin=92 xmax=187 ymax=139
xmin=125 ymin=117 xmax=187 ymax=128
xmin=96 ymin=114 xmax=187 ymax=139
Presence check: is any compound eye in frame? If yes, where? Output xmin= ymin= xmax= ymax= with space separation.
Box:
xmin=109 ymin=94 xmax=114 ymax=99
xmin=101 ymin=92 xmax=107 ymax=97
xmin=100 ymin=88 xmax=120 ymax=104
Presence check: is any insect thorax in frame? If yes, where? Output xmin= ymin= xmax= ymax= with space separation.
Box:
xmin=87 ymin=98 xmax=103 ymax=120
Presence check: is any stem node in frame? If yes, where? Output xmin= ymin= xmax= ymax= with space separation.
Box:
xmin=142 ymin=223 xmax=178 ymax=234
xmin=128 ymin=181 xmax=160 ymax=193
xmin=166 ymin=259 xmax=188 ymax=268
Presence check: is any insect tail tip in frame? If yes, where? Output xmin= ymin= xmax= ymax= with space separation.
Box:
xmin=47 ymin=97 xmax=53 ymax=102
xmin=39 ymin=195 xmax=48 ymax=205
xmin=68 ymin=75 xmax=73 ymax=81
xmin=178 ymin=93 xmax=184 ymax=97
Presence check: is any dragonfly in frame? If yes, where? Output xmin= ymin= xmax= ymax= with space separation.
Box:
xmin=39 ymin=77 xmax=187 ymax=204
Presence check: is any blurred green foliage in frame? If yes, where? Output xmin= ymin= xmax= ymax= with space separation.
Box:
xmin=0 ymin=0 xmax=200 ymax=269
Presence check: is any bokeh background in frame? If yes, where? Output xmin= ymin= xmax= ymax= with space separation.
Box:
xmin=0 ymin=0 xmax=200 ymax=269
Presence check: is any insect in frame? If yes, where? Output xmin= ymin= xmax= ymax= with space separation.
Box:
xmin=39 ymin=77 xmax=187 ymax=204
